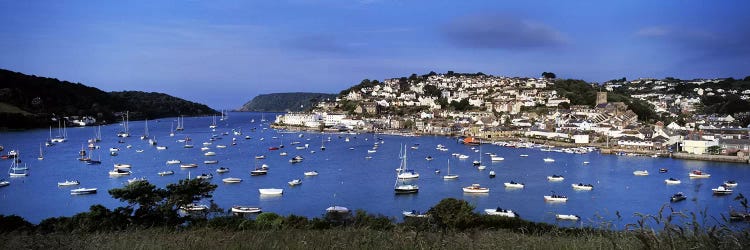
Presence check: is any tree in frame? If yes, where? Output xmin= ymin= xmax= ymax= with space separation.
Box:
xmin=427 ymin=198 xmax=479 ymax=229
xmin=166 ymin=178 xmax=218 ymax=208
xmin=541 ymin=72 xmax=556 ymax=79
xmin=707 ymin=145 xmax=722 ymax=155
xmin=423 ymin=85 xmax=442 ymax=98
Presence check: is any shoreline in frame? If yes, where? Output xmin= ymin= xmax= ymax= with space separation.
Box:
xmin=270 ymin=123 xmax=750 ymax=165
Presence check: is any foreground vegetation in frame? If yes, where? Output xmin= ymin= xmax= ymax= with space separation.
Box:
xmin=0 ymin=179 xmax=748 ymax=249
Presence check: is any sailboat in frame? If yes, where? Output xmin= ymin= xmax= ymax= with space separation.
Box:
xmin=9 ymin=151 xmax=29 ymax=177
xmin=209 ymin=115 xmax=217 ymax=129
xmin=77 ymin=145 xmax=90 ymax=161
xmin=117 ymin=111 xmax=130 ymax=137
xmin=140 ymin=119 xmax=149 ymax=140
xmin=175 ymin=116 xmax=184 ymax=131
xmin=476 ymin=140 xmax=486 ymax=170
xmin=320 ymin=134 xmax=326 ymax=151
xmin=260 ymin=113 xmax=267 ymax=122
xmin=37 ymin=144 xmax=44 ymax=160
xmin=169 ymin=122 xmax=175 ymax=137
xmin=394 ymin=145 xmax=418 ymax=194
xmin=443 ymin=159 xmax=458 ymax=179
xmin=51 ymin=120 xmax=67 ymax=143
xmin=219 ymin=110 xmax=227 ymax=121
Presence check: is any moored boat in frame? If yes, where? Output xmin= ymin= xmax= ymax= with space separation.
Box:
xmin=180 ymin=203 xmax=208 ymax=212
xmin=723 ymin=180 xmax=738 ymax=187
xmin=462 ymin=184 xmax=489 ymax=193
xmin=304 ymin=171 xmax=319 ymax=176
xmin=484 ymin=207 xmax=517 ymax=218
xmin=70 ymin=187 xmax=97 ymax=195
xmin=58 ymin=180 xmax=80 ymax=186
xmin=108 ymin=168 xmax=131 ymax=176
xmin=258 ymin=188 xmax=283 ymax=195
xmin=555 ymin=214 xmax=580 ymax=220
xmin=544 ymin=193 xmax=568 ymax=202
xmin=571 ymin=183 xmax=594 ymax=190
xmin=664 ymin=178 xmax=681 ymax=184
xmin=180 ymin=163 xmax=198 ymax=168
xmin=547 ymin=175 xmax=564 ymax=181
xmin=670 ymin=192 xmax=686 ymax=202
xmin=689 ymin=170 xmax=710 ymax=178
xmin=712 ymin=185 xmax=733 ymax=195
xmin=158 ymin=170 xmax=175 ymax=176
xmin=402 ymin=210 xmax=429 ymax=218
xmin=503 ymin=181 xmax=525 ymax=189
xmin=216 ymin=167 xmax=230 ymax=173
xmin=633 ymin=170 xmax=649 ymax=176
xmin=288 ymin=179 xmax=302 ymax=186
xmin=222 ymin=177 xmax=242 ymax=183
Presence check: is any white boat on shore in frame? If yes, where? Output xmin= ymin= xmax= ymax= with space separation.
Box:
xmin=70 ymin=187 xmax=97 ymax=195
xmin=484 ymin=207 xmax=517 ymax=218
xmin=259 ymin=188 xmax=283 ymax=195
xmin=58 ymin=180 xmax=80 ymax=186
xmin=556 ymin=214 xmax=580 ymax=220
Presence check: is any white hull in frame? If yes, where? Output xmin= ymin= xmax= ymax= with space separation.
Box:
xmin=664 ymin=179 xmax=681 ymax=184
xmin=259 ymin=188 xmax=283 ymax=195
xmin=70 ymin=188 xmax=97 ymax=195
xmin=547 ymin=176 xmax=564 ymax=181
xmin=231 ymin=206 xmax=261 ymax=214
xmin=571 ymin=184 xmax=593 ymax=190
xmin=556 ymin=214 xmax=580 ymax=220
xmin=484 ymin=208 xmax=516 ymax=218
xmin=633 ymin=170 xmax=649 ymax=176
xmin=504 ymin=183 xmax=524 ymax=188
xmin=544 ymin=196 xmax=568 ymax=202
xmin=222 ymin=177 xmax=242 ymax=183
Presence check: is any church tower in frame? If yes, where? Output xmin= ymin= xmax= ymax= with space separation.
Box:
xmin=596 ymin=92 xmax=607 ymax=106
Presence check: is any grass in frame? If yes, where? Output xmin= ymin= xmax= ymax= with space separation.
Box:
xmin=0 ymin=228 xmax=647 ymax=250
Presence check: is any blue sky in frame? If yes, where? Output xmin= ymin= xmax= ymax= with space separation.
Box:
xmin=1 ymin=1 xmax=748 ymax=109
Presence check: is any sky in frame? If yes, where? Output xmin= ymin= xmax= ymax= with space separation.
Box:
xmin=1 ymin=0 xmax=749 ymax=109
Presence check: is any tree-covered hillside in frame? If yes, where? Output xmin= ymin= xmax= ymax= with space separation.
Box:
xmin=238 ymin=92 xmax=336 ymax=112
xmin=0 ymin=69 xmax=217 ymax=129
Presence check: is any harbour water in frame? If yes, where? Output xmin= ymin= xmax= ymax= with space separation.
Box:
xmin=1 ymin=112 xmax=748 ymax=229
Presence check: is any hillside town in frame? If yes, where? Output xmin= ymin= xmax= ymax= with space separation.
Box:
xmin=274 ymin=73 xmax=750 ymax=163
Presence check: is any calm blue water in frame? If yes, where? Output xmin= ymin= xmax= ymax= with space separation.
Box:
xmin=1 ymin=112 xmax=748 ymax=229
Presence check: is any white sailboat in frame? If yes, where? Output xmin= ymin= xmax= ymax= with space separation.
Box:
xmin=209 ymin=115 xmax=217 ymax=129
xmin=169 ymin=122 xmax=175 ymax=137
xmin=175 ymin=116 xmax=185 ymax=131
xmin=50 ymin=120 xmax=67 ymax=143
xmin=117 ymin=111 xmax=130 ymax=137
xmin=395 ymin=145 xmax=419 ymax=194
xmin=443 ymin=159 xmax=458 ymax=179
xmin=140 ymin=119 xmax=149 ymax=140
xmin=9 ymin=152 xmax=29 ymax=177
xmin=37 ymin=144 xmax=44 ymax=160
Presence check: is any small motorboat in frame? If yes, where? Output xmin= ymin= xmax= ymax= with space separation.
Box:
xmin=555 ymin=214 xmax=580 ymax=220
xmin=304 ymin=171 xmax=319 ymax=176
xmin=222 ymin=177 xmax=242 ymax=183
xmin=326 ymin=206 xmax=349 ymax=214
xmin=519 ymin=154 xmax=529 ymax=157
xmin=158 ymin=170 xmax=175 ymax=176
xmin=712 ymin=185 xmax=733 ymax=195
xmin=484 ymin=207 xmax=517 ymax=218
xmin=231 ymin=205 xmax=261 ymax=214
xmin=503 ymin=181 xmax=525 ymax=189
xmin=689 ymin=170 xmax=710 ymax=178
xmin=659 ymin=168 xmax=668 ymax=173
xmin=0 ymin=179 xmax=9 ymax=187
xmin=664 ymin=178 xmax=681 ymax=184
xmin=250 ymin=169 xmax=268 ymax=176
xmin=195 ymin=173 xmax=213 ymax=180
xmin=582 ymin=161 xmax=590 ymax=165
xmin=109 ymin=168 xmax=132 ymax=176
xmin=58 ymin=180 xmax=80 ymax=186
xmin=670 ymin=192 xmax=686 ymax=202
xmin=180 ymin=163 xmax=198 ymax=168
xmin=288 ymin=179 xmax=302 ymax=186
xmin=70 ymin=187 xmax=97 ymax=195
xmin=289 ymin=155 xmax=304 ymax=163
xmin=204 ymin=151 xmax=216 ymax=156
xmin=216 ymin=167 xmax=230 ymax=173
xmin=543 ymin=157 xmax=555 ymax=162
xmin=155 ymin=146 xmax=167 ymax=150
xmin=633 ymin=170 xmax=649 ymax=176
xmin=488 ymin=171 xmax=496 ymax=178
xmin=166 ymin=160 xmax=181 ymax=165
xmin=114 ymin=163 xmax=131 ymax=169
xmin=204 ymin=160 xmax=218 ymax=164
xmin=490 ymin=156 xmax=504 ymax=161
xmin=425 ymin=156 xmax=433 ymax=161
xmin=544 ymin=193 xmax=568 ymax=202
xmin=462 ymin=184 xmax=490 ymax=193
xmin=547 ymin=175 xmax=564 ymax=181
xmin=571 ymin=183 xmax=594 ymax=191
xmin=724 ymin=180 xmax=738 ymax=187
xmin=255 ymin=155 xmax=266 ymax=159
xmin=258 ymin=188 xmax=283 ymax=195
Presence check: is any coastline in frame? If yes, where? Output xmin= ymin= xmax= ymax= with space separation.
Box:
xmin=270 ymin=123 xmax=750 ymax=165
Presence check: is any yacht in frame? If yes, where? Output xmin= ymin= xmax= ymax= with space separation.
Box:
xmin=503 ymin=181 xmax=525 ymax=189
xmin=462 ymin=184 xmax=489 ymax=193
xmin=689 ymin=170 xmax=710 ymax=178
xmin=571 ymin=183 xmax=594 ymax=191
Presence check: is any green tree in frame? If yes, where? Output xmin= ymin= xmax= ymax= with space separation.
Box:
xmin=427 ymin=198 xmax=479 ymax=229
xmin=541 ymin=72 xmax=556 ymax=79
xmin=707 ymin=145 xmax=722 ymax=155
xmin=423 ymin=84 xmax=442 ymax=97
xmin=166 ymin=178 xmax=218 ymax=209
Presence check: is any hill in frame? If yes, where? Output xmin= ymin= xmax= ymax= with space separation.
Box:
xmin=238 ymin=92 xmax=336 ymax=112
xmin=0 ymin=69 xmax=217 ymax=129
